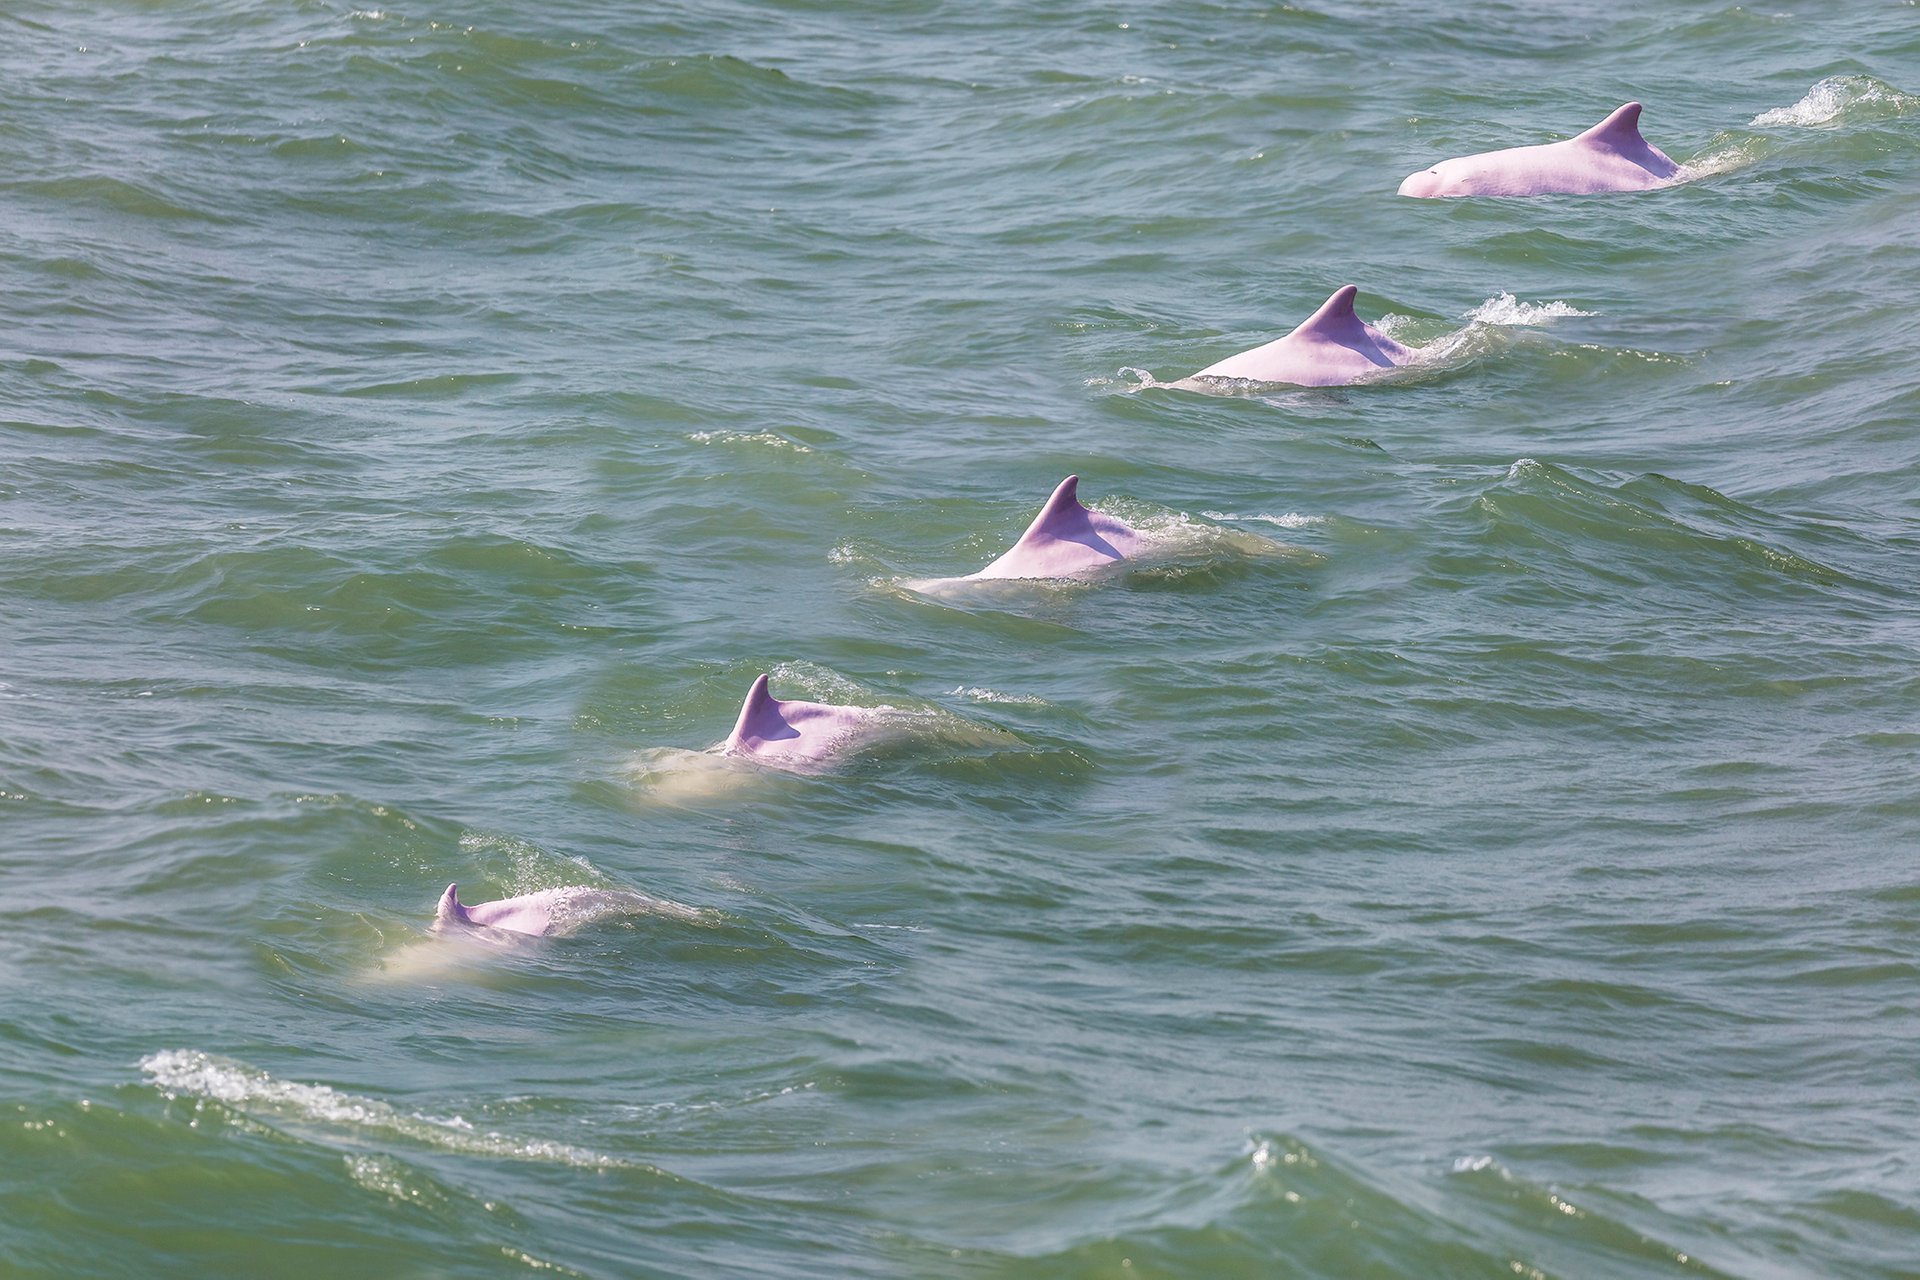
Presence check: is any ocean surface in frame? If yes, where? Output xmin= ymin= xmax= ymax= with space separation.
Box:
xmin=3 ymin=2 xmax=1918 ymax=1276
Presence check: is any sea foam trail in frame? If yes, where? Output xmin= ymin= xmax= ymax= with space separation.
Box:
xmin=139 ymin=1049 xmax=634 ymax=1169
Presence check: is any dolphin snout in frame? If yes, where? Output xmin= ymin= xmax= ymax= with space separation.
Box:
xmin=1398 ymin=168 xmax=1445 ymax=198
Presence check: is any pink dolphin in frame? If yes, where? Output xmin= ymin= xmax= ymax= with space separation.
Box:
xmin=434 ymin=882 xmax=578 ymax=937
xmin=968 ymin=475 xmax=1149 ymax=580
xmin=723 ymin=673 xmax=888 ymax=766
xmin=1399 ymin=102 xmax=1679 ymax=198
xmin=433 ymin=882 xmax=703 ymax=941
xmin=1189 ymin=285 xmax=1412 ymax=387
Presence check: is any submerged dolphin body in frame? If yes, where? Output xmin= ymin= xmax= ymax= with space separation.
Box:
xmin=722 ymin=673 xmax=889 ymax=767
xmin=1188 ymin=285 xmax=1413 ymax=387
xmin=1398 ymin=102 xmax=1680 ymax=198
xmin=967 ymin=475 xmax=1149 ymax=580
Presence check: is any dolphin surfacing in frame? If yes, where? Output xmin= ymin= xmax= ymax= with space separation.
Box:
xmin=433 ymin=882 xmax=703 ymax=939
xmin=1398 ymin=102 xmax=1679 ymax=198
xmin=1185 ymin=285 xmax=1413 ymax=388
xmin=722 ymin=673 xmax=889 ymax=767
xmin=967 ymin=475 xmax=1149 ymax=580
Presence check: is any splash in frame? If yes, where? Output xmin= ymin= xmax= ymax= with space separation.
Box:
xmin=1750 ymin=75 xmax=1917 ymax=128
xmin=1460 ymin=293 xmax=1593 ymax=326
xmin=1108 ymin=366 xmax=1173 ymax=392
xmin=1373 ymin=294 xmax=1593 ymax=375
xmin=1666 ymin=77 xmax=1918 ymax=184
xmin=456 ymin=829 xmax=601 ymax=897
xmin=1672 ymin=137 xmax=1762 ymax=183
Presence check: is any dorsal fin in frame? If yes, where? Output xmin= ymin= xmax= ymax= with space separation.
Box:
xmin=729 ymin=673 xmax=784 ymax=743
xmin=1290 ymin=285 xmax=1369 ymax=343
xmin=1577 ymin=102 xmax=1644 ymax=149
xmin=1017 ymin=475 xmax=1090 ymax=544
xmin=437 ymin=882 xmax=472 ymax=926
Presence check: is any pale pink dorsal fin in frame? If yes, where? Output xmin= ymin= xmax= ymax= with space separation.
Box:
xmin=436 ymin=882 xmax=473 ymax=927
xmin=1290 ymin=285 xmax=1368 ymax=344
xmin=1013 ymin=475 xmax=1093 ymax=547
xmin=729 ymin=673 xmax=790 ymax=745
xmin=1576 ymin=102 xmax=1645 ymax=151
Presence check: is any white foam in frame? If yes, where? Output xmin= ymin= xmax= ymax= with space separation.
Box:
xmin=1108 ymin=366 xmax=1171 ymax=392
xmin=1200 ymin=510 xmax=1324 ymax=530
xmin=617 ymin=1080 xmax=817 ymax=1119
xmin=762 ymin=659 xmax=877 ymax=705
xmin=686 ymin=430 xmax=810 ymax=452
xmin=948 ymin=685 xmax=1049 ymax=706
xmin=1350 ymin=295 xmax=1589 ymax=376
xmin=456 ymin=830 xmax=601 ymax=896
xmin=345 ymin=1153 xmax=437 ymax=1205
xmin=1751 ymin=75 xmax=1914 ymax=128
xmin=1674 ymin=139 xmax=1759 ymax=182
xmin=140 ymin=1050 xmax=630 ymax=1168
xmin=1461 ymin=293 xmax=1593 ymax=326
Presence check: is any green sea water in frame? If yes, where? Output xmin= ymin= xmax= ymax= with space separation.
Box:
xmin=3 ymin=2 xmax=1918 ymax=1276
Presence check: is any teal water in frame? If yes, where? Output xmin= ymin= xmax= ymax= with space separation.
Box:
xmin=3 ymin=2 xmax=1919 ymax=1275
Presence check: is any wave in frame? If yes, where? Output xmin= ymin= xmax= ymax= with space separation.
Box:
xmin=1675 ymin=76 xmax=1919 ymax=182
xmin=1460 ymin=459 xmax=1868 ymax=600
xmin=958 ymin=1131 xmax=1725 ymax=1277
xmin=631 ymin=53 xmax=886 ymax=113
